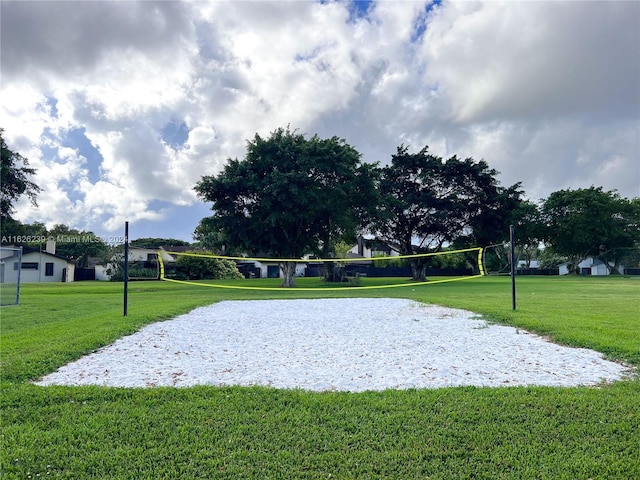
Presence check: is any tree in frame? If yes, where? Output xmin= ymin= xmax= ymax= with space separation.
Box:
xmin=131 ymin=238 xmax=190 ymax=248
xmin=461 ymin=183 xmax=525 ymax=248
xmin=192 ymin=216 xmax=229 ymax=253
xmin=194 ymin=127 xmax=378 ymax=287
xmin=324 ymin=240 xmax=353 ymax=283
xmin=537 ymin=247 xmax=568 ymax=270
xmin=449 ymin=182 xmax=526 ymax=275
xmin=541 ymin=187 xmax=639 ymax=273
xmin=0 ymin=220 xmax=47 ymax=242
xmin=1 ymin=129 xmax=41 ymax=236
xmin=511 ymin=200 xmax=545 ymax=268
xmin=0 ymin=221 xmax=109 ymax=266
xmin=47 ymin=224 xmax=108 ymax=266
xmin=373 ymin=145 xmax=518 ymax=281
xmin=174 ymin=252 xmax=244 ymax=280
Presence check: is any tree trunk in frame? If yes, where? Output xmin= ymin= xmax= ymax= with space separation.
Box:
xmin=568 ymin=254 xmax=587 ymax=275
xmin=323 ymin=261 xmax=337 ymax=282
xmin=324 ymin=261 xmax=347 ymax=282
xmin=411 ymin=259 xmax=428 ymax=282
xmin=280 ymin=262 xmax=297 ymax=287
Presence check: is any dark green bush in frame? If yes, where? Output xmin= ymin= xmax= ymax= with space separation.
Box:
xmin=174 ymin=252 xmax=244 ymax=280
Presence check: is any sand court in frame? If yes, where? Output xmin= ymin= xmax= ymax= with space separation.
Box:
xmin=34 ymin=298 xmax=633 ymax=391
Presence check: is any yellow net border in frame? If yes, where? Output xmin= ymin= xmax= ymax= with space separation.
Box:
xmin=157 ymin=247 xmax=485 ymax=291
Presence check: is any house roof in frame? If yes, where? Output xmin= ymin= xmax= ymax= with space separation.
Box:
xmin=365 ymin=238 xmax=403 ymax=254
xmin=160 ymin=245 xmax=191 ymax=253
xmin=21 ymin=246 xmax=74 ymax=263
xmin=86 ymin=256 xmax=104 ymax=268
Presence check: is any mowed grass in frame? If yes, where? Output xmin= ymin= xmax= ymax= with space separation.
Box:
xmin=1 ymin=276 xmax=639 ymax=478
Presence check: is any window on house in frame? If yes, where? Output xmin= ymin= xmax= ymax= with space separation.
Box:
xmin=45 ymin=262 xmax=54 ymax=276
xmin=20 ymin=262 xmax=39 ymax=270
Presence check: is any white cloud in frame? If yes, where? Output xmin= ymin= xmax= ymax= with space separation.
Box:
xmin=1 ymin=0 xmax=638 ymax=239
xmin=79 ymin=179 xmax=165 ymax=232
xmin=420 ymin=0 xmax=640 ymax=123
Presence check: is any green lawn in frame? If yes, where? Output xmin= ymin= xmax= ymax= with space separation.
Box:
xmin=1 ymin=276 xmax=639 ymax=478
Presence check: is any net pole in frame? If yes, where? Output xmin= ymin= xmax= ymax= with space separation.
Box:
xmin=510 ymin=225 xmax=516 ymax=310
xmin=16 ymin=246 xmax=22 ymax=305
xmin=124 ymin=221 xmax=129 ymax=317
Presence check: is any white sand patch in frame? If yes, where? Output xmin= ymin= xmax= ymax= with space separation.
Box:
xmin=34 ymin=298 xmax=633 ymax=391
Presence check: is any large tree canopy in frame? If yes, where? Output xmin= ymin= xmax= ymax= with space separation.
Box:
xmin=194 ymin=127 xmax=378 ymax=287
xmin=372 ymin=145 xmax=520 ymax=280
xmin=1 ymin=129 xmax=41 ymax=236
xmin=462 ymin=182 xmax=525 ymax=248
xmin=130 ymin=238 xmax=190 ymax=249
xmin=541 ymin=186 xmax=639 ymax=273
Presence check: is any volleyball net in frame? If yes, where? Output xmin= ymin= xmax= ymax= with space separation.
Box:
xmin=156 ymin=246 xmax=485 ymax=291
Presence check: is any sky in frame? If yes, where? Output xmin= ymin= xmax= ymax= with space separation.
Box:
xmin=1 ymin=0 xmax=639 ymax=242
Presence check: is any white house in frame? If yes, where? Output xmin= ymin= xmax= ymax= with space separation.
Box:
xmin=238 ymin=260 xmax=307 ymax=279
xmin=349 ymin=236 xmax=401 ymax=259
xmin=0 ymin=244 xmax=75 ymax=283
xmin=517 ymin=260 xmax=539 ymax=269
xmin=559 ymin=257 xmax=625 ymax=276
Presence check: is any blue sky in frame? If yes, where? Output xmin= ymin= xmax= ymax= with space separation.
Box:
xmin=1 ymin=0 xmax=638 ymax=242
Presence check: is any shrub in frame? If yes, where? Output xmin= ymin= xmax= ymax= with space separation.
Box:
xmin=174 ymin=252 xmax=244 ymax=280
